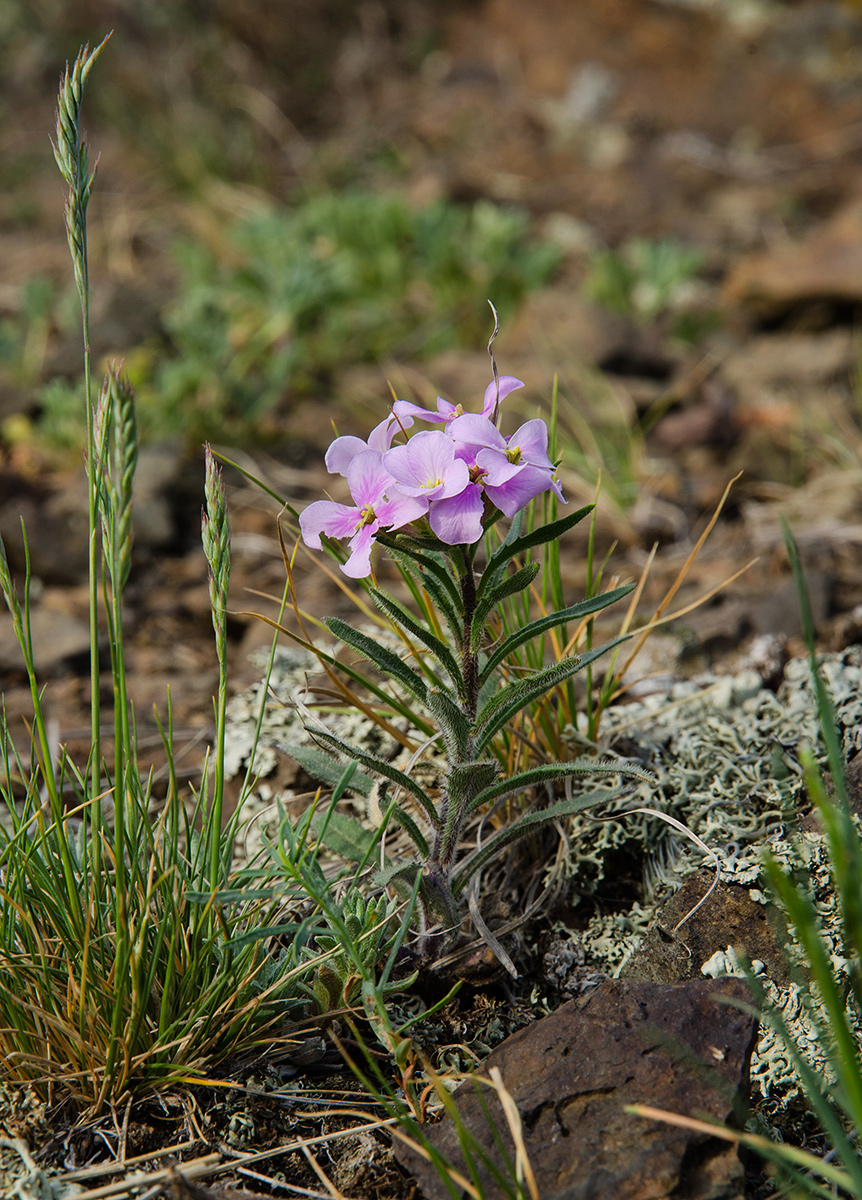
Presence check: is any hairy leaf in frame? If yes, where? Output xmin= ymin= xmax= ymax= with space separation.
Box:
xmin=468 ymin=756 xmax=656 ymax=812
xmin=276 ymin=743 xmax=374 ymax=796
xmin=470 ymin=562 xmax=541 ymax=651
xmin=371 ymin=587 xmax=465 ymax=699
xmin=451 ymin=787 xmax=618 ymax=891
xmin=473 ymin=637 xmax=628 ymax=754
xmin=479 ymin=504 xmax=594 ymax=598
xmin=479 ymin=583 xmax=636 ymax=682
xmin=310 ymin=808 xmax=377 ymax=862
xmin=425 ymin=688 xmax=472 ymax=762
xmin=308 ymin=728 xmax=437 ymax=824
xmin=325 ymin=617 xmax=427 ymax=704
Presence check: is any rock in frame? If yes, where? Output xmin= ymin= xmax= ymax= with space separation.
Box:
xmin=724 ymin=200 xmax=862 ymax=314
xmin=0 ymin=603 xmax=91 ymax=675
xmin=720 ymin=331 xmax=856 ymax=394
xmin=621 ymin=872 xmax=788 ymax=987
xmin=750 ymin=570 xmax=830 ymax=639
xmin=0 ymin=485 xmax=89 ymax=586
xmin=396 ymin=977 xmax=756 ymax=1200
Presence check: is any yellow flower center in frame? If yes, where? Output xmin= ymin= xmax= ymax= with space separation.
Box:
xmin=355 ymin=505 xmax=376 ymax=531
xmin=506 ymin=445 xmax=522 ymax=464
xmin=421 ymin=476 xmax=443 ymax=489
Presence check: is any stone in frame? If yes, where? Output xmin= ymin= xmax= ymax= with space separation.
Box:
xmin=0 ymin=604 xmax=91 ymax=676
xmin=621 ymin=873 xmax=788 ymax=987
xmin=396 ymin=977 xmax=757 ymax=1200
xmin=724 ymin=201 xmax=862 ymax=313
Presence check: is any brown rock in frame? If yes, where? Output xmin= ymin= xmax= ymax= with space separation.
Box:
xmin=396 ymin=977 xmax=756 ymax=1200
xmin=724 ymin=200 xmax=862 ymax=312
xmin=621 ymin=873 xmax=788 ymax=986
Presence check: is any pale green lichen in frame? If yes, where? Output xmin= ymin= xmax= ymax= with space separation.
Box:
xmin=563 ymin=647 xmax=862 ymax=1102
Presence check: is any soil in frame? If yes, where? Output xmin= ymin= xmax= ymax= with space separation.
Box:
xmin=3 ymin=2 xmax=862 ymax=1197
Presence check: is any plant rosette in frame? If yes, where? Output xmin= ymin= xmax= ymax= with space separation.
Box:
xmin=295 ymin=363 xmax=652 ymax=959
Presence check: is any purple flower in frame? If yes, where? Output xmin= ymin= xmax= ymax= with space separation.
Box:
xmin=428 ymin=483 xmax=485 ymax=545
xmin=325 ymin=413 xmax=398 ymax=476
xmin=300 ymin=450 xmax=427 ymax=577
xmin=383 ymin=430 xmax=470 ymax=501
xmin=392 ymin=376 xmax=524 ymax=428
xmin=383 ymin=430 xmax=488 ymax=544
xmin=448 ymin=413 xmax=565 ymax=518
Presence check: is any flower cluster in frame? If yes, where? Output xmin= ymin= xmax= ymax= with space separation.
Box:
xmin=300 ymin=376 xmax=565 ymax=576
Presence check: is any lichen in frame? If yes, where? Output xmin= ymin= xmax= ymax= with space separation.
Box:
xmin=554 ymin=649 xmax=862 ymax=1102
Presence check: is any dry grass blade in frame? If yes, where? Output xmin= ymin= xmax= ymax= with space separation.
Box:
xmin=61 ymin=1116 xmax=401 ymax=1200
xmin=613 ymin=472 xmax=748 ymax=683
xmin=486 ymin=1066 xmax=539 ymax=1200
xmin=298 ymin=1141 xmax=345 ymax=1200
xmin=626 ymin=1104 xmax=855 ymax=1193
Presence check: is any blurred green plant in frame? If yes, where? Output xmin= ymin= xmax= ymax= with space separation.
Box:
xmin=144 ymin=191 xmax=560 ymax=438
xmin=584 ymin=237 xmax=713 ymax=340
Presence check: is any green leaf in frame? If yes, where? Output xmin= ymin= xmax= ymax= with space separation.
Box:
xmin=451 ymin=787 xmax=618 ymax=891
xmin=472 ymin=637 xmax=628 ymax=755
xmin=479 ymin=504 xmax=594 ymax=599
xmin=470 ymin=562 xmax=540 ymax=651
xmin=277 ymin=743 xmax=374 ymax=796
xmin=424 ymin=688 xmax=472 ymax=763
xmin=325 ymin=616 xmax=428 ymax=704
xmin=376 ymin=531 xmax=460 ymax=591
xmin=373 ymin=860 xmax=421 ymax=892
xmin=310 ymin=808 xmax=377 ymax=863
xmin=308 ymin=728 xmax=438 ymax=825
xmin=370 ymin=587 xmax=465 ymax=699
xmin=447 ymin=760 xmax=499 ymax=811
xmin=388 ymin=547 xmax=462 ymax=642
xmin=479 ymin=584 xmax=636 ymax=682
xmin=467 ymin=756 xmax=656 ymax=812
xmin=390 ymin=805 xmax=431 ymax=857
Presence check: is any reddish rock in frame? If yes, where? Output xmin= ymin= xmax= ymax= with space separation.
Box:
xmin=724 ymin=200 xmax=862 ymax=311
xmin=396 ymin=977 xmax=756 ymax=1200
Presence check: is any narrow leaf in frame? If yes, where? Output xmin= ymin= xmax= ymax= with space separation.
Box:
xmin=310 ymin=809 xmax=377 ymax=862
xmin=325 ymin=616 xmax=428 ymax=704
xmin=452 ymin=787 xmax=618 ymax=891
xmin=470 ymin=562 xmax=540 ymax=651
xmin=425 ymin=689 xmax=472 ymax=763
xmin=388 ymin=548 xmax=462 ymax=641
xmin=308 ymin=728 xmax=437 ymax=824
xmin=370 ymin=587 xmax=465 ymax=699
xmin=473 ymin=637 xmax=628 ymax=755
xmin=391 ymin=805 xmax=431 ymax=857
xmin=468 ymin=757 xmax=656 ymax=812
xmin=479 ymin=504 xmax=594 ymax=597
xmin=276 ymin=743 xmax=374 ymax=796
xmin=479 ymin=584 xmax=636 ymax=682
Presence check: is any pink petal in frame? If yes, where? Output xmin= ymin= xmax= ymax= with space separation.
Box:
xmin=325 ymin=435 xmax=368 ymax=476
xmin=476 ymin=447 xmax=522 ymax=486
xmin=343 ymin=523 xmax=377 ymax=578
xmin=347 ymin=450 xmax=392 ymax=507
xmin=376 ymin=491 xmax=429 ymax=531
xmin=448 ymin=414 xmax=504 ymax=454
xmin=482 ymin=376 xmax=525 ymax=418
xmin=508 ymin=418 xmax=552 ymax=465
xmin=485 ymin=465 xmax=561 ymax=518
xmin=299 ymin=500 xmax=361 ymax=548
xmin=392 ymin=399 xmax=446 ymax=425
xmin=429 ymin=483 xmax=485 ymax=545
xmin=366 ymin=414 xmax=399 ymax=452
xmin=383 ymin=431 xmax=465 ymax=498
